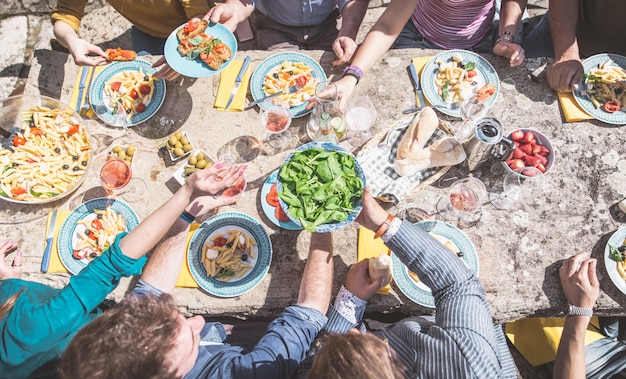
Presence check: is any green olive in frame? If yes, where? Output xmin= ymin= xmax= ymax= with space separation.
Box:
xmin=184 ymin=167 xmax=200 ymax=176
xmin=173 ymin=147 xmax=185 ymax=157
xmin=174 ymin=141 xmax=183 ymax=149
xmin=188 ymin=155 xmax=198 ymax=165
xmin=126 ymin=146 xmax=136 ymax=156
xmin=196 ymin=152 xmax=205 ymax=161
xmin=181 ymin=136 xmax=189 ymax=145
xmin=174 ymin=131 xmax=183 ymax=140
xmin=116 ymin=151 xmax=127 ymax=160
xmin=196 ymin=159 xmax=207 ymax=169
xmin=112 ymin=146 xmax=123 ymax=153
xmin=125 ymin=157 xmax=132 ymax=163
xmin=168 ymin=136 xmax=178 ymax=146
xmin=182 ymin=143 xmax=193 ymax=153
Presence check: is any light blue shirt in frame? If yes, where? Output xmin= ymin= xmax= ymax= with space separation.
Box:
xmin=253 ymin=0 xmax=351 ymax=27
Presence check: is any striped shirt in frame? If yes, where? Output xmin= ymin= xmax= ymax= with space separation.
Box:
xmin=411 ymin=0 xmax=496 ymax=50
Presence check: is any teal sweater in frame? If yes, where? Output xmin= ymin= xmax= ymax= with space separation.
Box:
xmin=0 ymin=233 xmax=146 ymax=378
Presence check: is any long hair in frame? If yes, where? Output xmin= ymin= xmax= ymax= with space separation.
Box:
xmin=0 ymin=289 xmax=24 ymax=320
xmin=59 ymin=293 xmax=181 ymax=379
xmin=307 ymin=333 xmax=407 ymax=379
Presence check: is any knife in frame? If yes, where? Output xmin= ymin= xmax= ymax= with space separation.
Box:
xmin=41 ymin=209 xmax=57 ymax=273
xmin=409 ymin=62 xmax=426 ymax=108
xmin=225 ymin=56 xmax=252 ymax=110
xmin=75 ymin=66 xmax=89 ymax=113
xmin=244 ymin=84 xmax=299 ymax=110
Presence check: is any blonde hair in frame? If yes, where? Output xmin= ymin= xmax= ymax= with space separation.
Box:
xmin=307 ymin=333 xmax=406 ymax=379
xmin=0 ymin=289 xmax=24 ymax=320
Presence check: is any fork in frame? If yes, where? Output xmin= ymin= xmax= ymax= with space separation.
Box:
xmin=80 ymin=67 xmax=96 ymax=116
xmin=402 ymin=102 xmax=462 ymax=114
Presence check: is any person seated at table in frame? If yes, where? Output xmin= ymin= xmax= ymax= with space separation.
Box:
xmin=328 ymin=0 xmax=527 ymax=110
xmin=521 ymin=0 xmax=626 ymax=92
xmin=206 ymin=0 xmax=370 ymax=65
xmin=58 ymin=216 xmax=335 ymax=377
xmin=0 ymin=162 xmax=245 ymax=378
xmin=297 ymin=188 xmax=518 ymax=378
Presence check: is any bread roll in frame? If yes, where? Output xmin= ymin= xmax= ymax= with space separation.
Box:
xmin=368 ymin=254 xmax=392 ymax=286
xmin=394 ymin=137 xmax=466 ymax=177
xmin=396 ymin=107 xmax=439 ymax=160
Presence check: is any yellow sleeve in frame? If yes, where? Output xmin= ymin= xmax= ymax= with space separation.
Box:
xmin=50 ymin=0 xmax=88 ymax=32
xmin=180 ymin=0 xmax=215 ymax=19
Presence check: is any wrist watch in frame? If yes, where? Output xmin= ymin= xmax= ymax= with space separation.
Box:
xmin=568 ymin=304 xmax=593 ymax=317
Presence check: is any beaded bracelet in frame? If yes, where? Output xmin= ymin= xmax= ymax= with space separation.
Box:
xmin=179 ymin=210 xmax=195 ymax=224
xmin=374 ymin=214 xmax=394 ymax=239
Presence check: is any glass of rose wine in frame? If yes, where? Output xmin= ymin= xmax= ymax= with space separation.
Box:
xmin=98 ymin=157 xmax=146 ymax=203
xmin=261 ymin=100 xmax=292 ymax=150
xmin=436 ymin=177 xmax=486 ymax=227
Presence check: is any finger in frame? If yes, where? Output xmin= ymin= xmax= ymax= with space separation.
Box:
xmin=152 ymin=56 xmax=166 ymax=68
xmin=567 ymin=254 xmax=586 ymax=276
xmin=576 ymin=259 xmax=591 ymax=283
xmin=11 ymin=250 xmax=22 ymax=275
xmin=571 ymin=67 xmax=584 ymax=92
xmin=214 ymin=195 xmax=237 ymax=207
xmin=0 ymin=240 xmax=18 ymax=256
xmin=588 ymin=258 xmax=599 ymax=287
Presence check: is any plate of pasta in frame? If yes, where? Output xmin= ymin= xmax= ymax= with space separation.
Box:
xmin=187 ymin=212 xmax=272 ymax=297
xmin=421 ymin=50 xmax=500 ymax=117
xmin=58 ymin=198 xmax=140 ymax=275
xmin=604 ymin=227 xmax=626 ymax=295
xmin=574 ymin=53 xmax=626 ymax=125
xmin=250 ymin=52 xmax=326 ymax=118
xmin=391 ymin=220 xmax=479 ymax=308
xmin=0 ymin=95 xmax=92 ymax=204
xmin=89 ymin=60 xmax=166 ymax=127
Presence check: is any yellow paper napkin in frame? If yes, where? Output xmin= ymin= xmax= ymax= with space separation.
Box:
xmin=557 ymin=91 xmax=594 ymax=122
xmin=505 ymin=317 xmax=604 ymax=366
xmin=412 ymin=56 xmax=433 ymax=108
xmin=175 ymin=223 xmax=201 ymax=288
xmin=68 ymin=65 xmax=105 ymax=118
xmin=357 ymin=227 xmax=391 ymax=295
xmin=47 ymin=210 xmax=72 ymax=273
xmin=214 ymin=59 xmax=252 ymax=111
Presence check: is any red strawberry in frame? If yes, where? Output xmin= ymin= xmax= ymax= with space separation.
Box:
xmin=536 ymin=163 xmax=546 ymax=173
xmin=535 ymin=154 xmax=548 ymax=166
xmin=509 ymin=159 xmax=525 ymax=170
xmin=522 ymin=131 xmax=535 ymax=144
xmin=523 ymin=155 xmax=542 ymax=167
xmin=522 ymin=169 xmax=538 ymax=177
xmin=512 ymin=147 xmax=526 ymax=159
xmin=537 ymin=145 xmax=551 ymax=156
xmin=532 ymin=144 xmax=543 ymax=155
xmin=519 ymin=144 xmax=533 ymax=155
xmin=511 ymin=130 xmax=525 ymax=141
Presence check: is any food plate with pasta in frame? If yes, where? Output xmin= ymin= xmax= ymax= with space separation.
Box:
xmin=58 ymin=198 xmax=140 ymax=275
xmin=391 ymin=220 xmax=479 ymax=308
xmin=89 ymin=60 xmax=166 ymax=127
xmin=250 ymin=52 xmax=326 ymax=118
xmin=187 ymin=212 xmax=272 ymax=297
xmin=604 ymin=227 xmax=626 ymax=295
xmin=421 ymin=50 xmax=500 ymax=117
xmin=574 ymin=53 xmax=626 ymax=125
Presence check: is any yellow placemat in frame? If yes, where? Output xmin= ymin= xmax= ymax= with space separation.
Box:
xmin=214 ymin=59 xmax=252 ymax=111
xmin=357 ymin=227 xmax=391 ymax=295
xmin=175 ymin=223 xmax=200 ymax=288
xmin=505 ymin=317 xmax=605 ymax=366
xmin=557 ymin=91 xmax=594 ymax=122
xmin=412 ymin=56 xmax=433 ymax=108
xmin=68 ymin=65 xmax=105 ymax=118
xmin=47 ymin=210 xmax=72 ymax=273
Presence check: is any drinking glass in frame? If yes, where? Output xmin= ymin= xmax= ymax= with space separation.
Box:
xmin=96 ymin=99 xmax=132 ymax=144
xmin=345 ymin=96 xmax=377 ymax=147
xmin=98 ymin=157 xmax=146 ymax=203
xmin=261 ymin=100 xmax=292 ymax=150
xmin=455 ymin=94 xmax=488 ymax=142
xmin=306 ymin=82 xmax=343 ymax=140
xmin=489 ymin=167 xmax=545 ymax=209
xmin=436 ymin=177 xmax=486 ymax=225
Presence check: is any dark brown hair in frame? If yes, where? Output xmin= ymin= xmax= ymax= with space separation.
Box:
xmin=307 ymin=333 xmax=406 ymax=379
xmin=59 ymin=293 xmax=182 ymax=379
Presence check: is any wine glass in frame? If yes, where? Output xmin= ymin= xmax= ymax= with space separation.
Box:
xmin=455 ymin=94 xmax=488 ymax=142
xmin=98 ymin=157 xmax=146 ymax=203
xmin=307 ymin=82 xmax=341 ymax=140
xmin=436 ymin=177 xmax=486 ymax=226
xmin=261 ymin=100 xmax=292 ymax=150
xmin=345 ymin=96 xmax=377 ymax=147
xmin=95 ymin=99 xmax=133 ymax=144
xmin=489 ymin=167 xmax=545 ymax=209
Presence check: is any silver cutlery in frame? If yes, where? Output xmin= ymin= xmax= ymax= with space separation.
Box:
xmin=245 ymin=84 xmax=299 ymax=110
xmin=41 ymin=209 xmax=58 ymax=273
xmin=225 ymin=56 xmax=252 ymax=110
xmin=80 ymin=67 xmax=96 ymax=116
xmin=75 ymin=66 xmax=89 ymax=113
xmin=402 ymin=102 xmax=462 ymax=114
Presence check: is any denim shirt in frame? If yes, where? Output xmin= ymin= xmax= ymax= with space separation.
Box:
xmin=132 ymin=281 xmax=328 ymax=379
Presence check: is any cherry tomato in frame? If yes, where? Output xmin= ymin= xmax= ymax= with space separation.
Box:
xmin=135 ymin=103 xmax=147 ymax=113
xmin=12 ymin=136 xmax=26 ymax=146
xmin=213 ymin=237 xmax=228 ymax=247
xmin=295 ymin=75 xmax=308 ymax=88
xmin=111 ymin=81 xmax=122 ymax=92
xmin=214 ymin=43 xmax=226 ymax=54
xmin=91 ymin=219 xmax=103 ymax=230
xmin=266 ymin=184 xmax=279 ymax=207
xmin=67 ymin=124 xmax=79 ymax=135
xmin=129 ymin=89 xmax=139 ymax=99
xmin=73 ymin=249 xmax=88 ymax=260
xmin=467 ymin=70 xmax=477 ymax=79
xmin=88 ymin=232 xmax=98 ymax=241
xmin=10 ymin=186 xmax=26 ymax=195
xmin=275 ymin=205 xmax=290 ymax=222
xmin=602 ymin=100 xmax=621 ymax=113
xmin=122 ymin=50 xmax=132 ymax=59
xmin=30 ymin=127 xmax=43 ymax=136
xmin=139 ymin=85 xmax=151 ymax=95
xmin=184 ymin=20 xmax=199 ymax=34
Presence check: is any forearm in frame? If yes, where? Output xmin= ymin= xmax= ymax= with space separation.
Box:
xmin=553 ymin=316 xmax=589 ymax=379
xmin=498 ymin=0 xmax=527 ymax=36
xmin=548 ymin=0 xmax=579 ymax=59
xmin=337 ymin=0 xmax=368 ymax=40
xmin=297 ymin=233 xmax=333 ymax=314
xmin=139 ymin=218 xmax=190 ymax=293
xmin=53 ymin=21 xmax=80 ymax=51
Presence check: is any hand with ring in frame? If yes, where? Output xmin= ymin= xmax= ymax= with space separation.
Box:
xmin=0 ymin=240 xmax=22 ymax=280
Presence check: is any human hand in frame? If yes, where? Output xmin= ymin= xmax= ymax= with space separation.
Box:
xmin=0 ymin=240 xmax=22 ymax=280
xmin=345 ymin=259 xmax=384 ymax=301
xmin=203 ymin=2 xmax=244 ymax=32
xmin=66 ymin=35 xmax=107 ymax=66
xmin=547 ymin=55 xmax=584 ymax=92
xmin=559 ymin=252 xmax=599 ymax=310
xmin=492 ymin=41 xmax=525 ymax=67
xmin=332 ymin=36 xmax=358 ymax=66
xmin=152 ymin=57 xmax=180 ymax=81
xmin=185 ymin=162 xmax=247 ymax=198
xmin=306 ymin=76 xmax=357 ymax=113
xmin=355 ymin=188 xmax=390 ymax=232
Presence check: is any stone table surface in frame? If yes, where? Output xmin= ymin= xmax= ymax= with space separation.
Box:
xmin=2 ymin=47 xmax=625 ymax=324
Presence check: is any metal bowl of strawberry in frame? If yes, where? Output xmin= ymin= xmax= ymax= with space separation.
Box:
xmin=503 ymin=128 xmax=555 ymax=177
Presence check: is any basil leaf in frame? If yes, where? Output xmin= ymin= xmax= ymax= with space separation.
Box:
xmin=609 ymin=245 xmax=624 ymax=262
xmin=464 ymin=62 xmax=476 ymax=71
xmin=442 ymin=81 xmax=449 ymax=102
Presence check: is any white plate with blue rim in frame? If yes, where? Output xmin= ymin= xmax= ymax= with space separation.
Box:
xmin=421 ymin=49 xmax=500 ymax=118
xmin=574 ymin=53 xmax=626 ymax=125
xmin=89 ymin=60 xmax=166 ymax=127
xmin=187 ymin=212 xmax=272 ymax=297
xmin=250 ymin=52 xmax=326 ymax=118
xmin=58 ymin=198 xmax=140 ymax=275
xmin=604 ymin=227 xmax=626 ymax=295
xmin=391 ymin=220 xmax=479 ymax=308
xmin=163 ymin=22 xmax=237 ymax=78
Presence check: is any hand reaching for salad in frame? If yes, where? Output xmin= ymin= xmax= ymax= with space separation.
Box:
xmin=0 ymin=240 xmax=22 ymax=280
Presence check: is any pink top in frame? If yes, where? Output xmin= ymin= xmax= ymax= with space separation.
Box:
xmin=411 ymin=0 xmax=495 ymax=49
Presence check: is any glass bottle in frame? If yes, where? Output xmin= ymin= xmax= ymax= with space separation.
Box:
xmin=314 ymin=111 xmax=339 ymax=144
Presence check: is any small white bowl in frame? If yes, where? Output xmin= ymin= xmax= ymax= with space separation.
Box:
xmin=502 ymin=128 xmax=555 ymax=177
